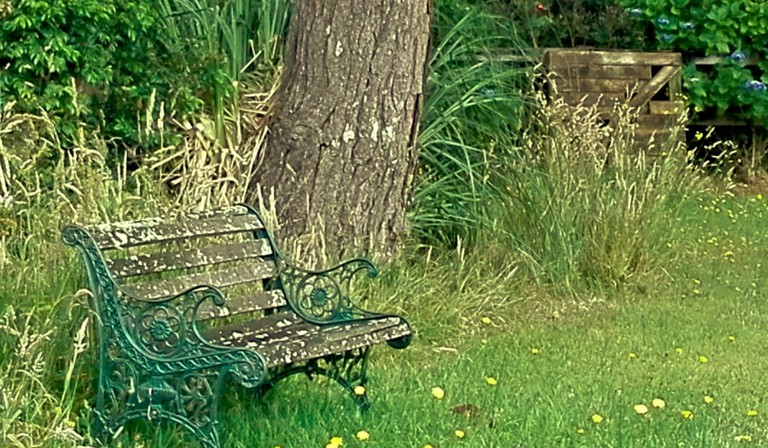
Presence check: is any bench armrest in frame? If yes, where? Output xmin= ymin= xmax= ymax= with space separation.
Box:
xmin=278 ymin=258 xmax=391 ymax=324
xmin=127 ymin=284 xmax=227 ymax=352
xmin=123 ymin=285 xmax=267 ymax=387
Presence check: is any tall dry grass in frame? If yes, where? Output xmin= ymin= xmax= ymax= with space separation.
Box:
xmin=490 ymin=90 xmax=708 ymax=291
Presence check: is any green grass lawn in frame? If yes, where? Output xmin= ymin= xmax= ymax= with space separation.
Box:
xmin=112 ymin=192 xmax=768 ymax=448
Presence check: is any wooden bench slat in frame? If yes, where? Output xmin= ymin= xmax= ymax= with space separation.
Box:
xmin=88 ymin=212 xmax=264 ymax=250
xmin=121 ymin=261 xmax=276 ymax=300
xmin=205 ymin=311 xmax=306 ymax=342
xmin=207 ymin=312 xmax=409 ymax=367
xmin=260 ymin=322 xmax=410 ymax=368
xmin=87 ymin=206 xmax=247 ymax=236
xmin=196 ymin=290 xmax=287 ymax=320
xmin=108 ymin=240 xmax=273 ymax=278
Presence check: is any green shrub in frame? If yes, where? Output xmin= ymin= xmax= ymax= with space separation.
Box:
xmin=0 ymin=0 xmax=228 ymax=146
xmin=493 ymin=0 xmax=650 ymax=49
xmin=622 ymin=0 xmax=768 ymax=126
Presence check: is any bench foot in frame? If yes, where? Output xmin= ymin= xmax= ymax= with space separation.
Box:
xmin=91 ymin=408 xmax=222 ymax=448
xmin=93 ymin=367 xmax=226 ymax=448
xmin=262 ymin=347 xmax=372 ymax=412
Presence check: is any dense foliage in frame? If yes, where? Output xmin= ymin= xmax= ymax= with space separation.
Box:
xmin=494 ymin=0 xmax=650 ymax=49
xmin=620 ymin=0 xmax=768 ymax=125
xmin=0 ymin=0 xmax=232 ymax=145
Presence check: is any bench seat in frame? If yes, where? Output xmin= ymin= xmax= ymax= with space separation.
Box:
xmin=207 ymin=312 xmax=411 ymax=368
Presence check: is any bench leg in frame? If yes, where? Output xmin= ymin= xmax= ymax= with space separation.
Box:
xmin=263 ymin=347 xmax=372 ymax=412
xmin=325 ymin=347 xmax=371 ymax=413
xmin=93 ymin=365 xmax=225 ymax=448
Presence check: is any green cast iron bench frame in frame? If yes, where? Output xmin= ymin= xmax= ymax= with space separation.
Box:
xmin=62 ymin=204 xmax=412 ymax=448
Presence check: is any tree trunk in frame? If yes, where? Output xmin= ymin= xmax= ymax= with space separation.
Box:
xmin=246 ymin=0 xmax=431 ymax=260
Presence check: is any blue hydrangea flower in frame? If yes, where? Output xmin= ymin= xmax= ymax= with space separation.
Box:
xmin=730 ymin=51 xmax=747 ymax=62
xmin=628 ymin=7 xmax=643 ymax=16
xmin=481 ymin=88 xmax=496 ymax=98
xmin=656 ymin=17 xmax=670 ymax=26
xmin=659 ymin=33 xmax=673 ymax=42
xmin=744 ymin=80 xmax=767 ymax=92
xmin=681 ymin=22 xmax=695 ymax=30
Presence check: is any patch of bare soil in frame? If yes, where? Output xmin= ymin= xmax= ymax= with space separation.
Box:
xmin=732 ymin=171 xmax=768 ymax=196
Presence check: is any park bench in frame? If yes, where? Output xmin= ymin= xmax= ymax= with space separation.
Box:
xmin=61 ymin=204 xmax=412 ymax=448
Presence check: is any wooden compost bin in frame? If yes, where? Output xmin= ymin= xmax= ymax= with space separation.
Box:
xmin=543 ymin=49 xmax=684 ymax=151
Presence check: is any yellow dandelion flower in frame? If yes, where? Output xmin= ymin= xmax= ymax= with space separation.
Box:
xmin=454 ymin=429 xmax=465 ymax=439
xmin=628 ymin=352 xmax=638 ymax=359
xmin=698 ymin=355 xmax=709 ymax=363
xmin=681 ymin=410 xmax=694 ymax=420
xmin=485 ymin=377 xmax=498 ymax=386
xmin=431 ymin=387 xmax=445 ymax=400
xmin=735 ymin=435 xmax=752 ymax=442
xmin=576 ymin=428 xmax=586 ymax=434
xmin=326 ymin=444 xmax=339 ymax=448
xmin=530 ymin=348 xmax=540 ymax=355
xmin=747 ymin=409 xmax=759 ymax=416
xmin=591 ymin=414 xmax=604 ymax=424
xmin=757 ymin=194 xmax=763 ymax=201
xmin=329 ymin=436 xmax=343 ymax=445
xmin=704 ymin=395 xmax=714 ymax=404
xmin=481 ymin=317 xmax=492 ymax=325
xmin=675 ymin=347 xmax=683 ymax=354
xmin=356 ymin=430 xmax=370 ymax=441
xmin=652 ymin=398 xmax=666 ymax=409
xmin=634 ymin=404 xmax=649 ymax=415
xmin=354 ymin=386 xmax=366 ymax=396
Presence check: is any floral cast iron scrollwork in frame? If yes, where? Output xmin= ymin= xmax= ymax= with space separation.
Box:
xmin=278 ymin=258 xmax=390 ymax=324
xmin=136 ymin=303 xmax=184 ymax=355
xmin=62 ymin=225 xmax=269 ymax=448
xmin=265 ymin=347 xmax=372 ymax=412
xmin=236 ymin=203 xmax=399 ymax=325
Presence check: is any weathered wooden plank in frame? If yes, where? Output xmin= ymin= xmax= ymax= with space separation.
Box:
xmin=557 ymin=77 xmax=641 ymax=93
xmin=208 ymin=312 xmax=410 ymax=368
xmin=649 ymin=101 xmax=685 ymax=115
xmin=628 ymin=65 xmax=681 ymax=108
xmin=108 ymin=240 xmax=273 ymax=278
xmin=547 ymin=50 xmax=682 ymax=68
xmin=197 ymin=290 xmax=287 ymax=320
xmin=121 ymin=261 xmax=276 ymax=300
xmin=635 ymin=128 xmax=679 ymax=150
xmin=206 ymin=312 xmax=307 ymax=343
xmin=565 ymin=64 xmax=653 ymax=80
xmin=557 ymin=92 xmax=626 ymax=107
xmin=89 ymin=213 xmax=265 ymax=250
xmin=259 ymin=321 xmax=411 ymax=367
xmin=635 ymin=114 xmax=679 ymax=126
xmin=551 ymin=65 xmax=653 ymax=80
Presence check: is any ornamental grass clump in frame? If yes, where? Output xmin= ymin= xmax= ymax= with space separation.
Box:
xmin=490 ymin=91 xmax=707 ymax=290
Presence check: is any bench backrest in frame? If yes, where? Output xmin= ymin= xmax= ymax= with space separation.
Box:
xmin=65 ymin=205 xmax=288 ymax=322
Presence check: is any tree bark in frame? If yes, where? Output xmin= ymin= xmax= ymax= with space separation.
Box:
xmin=246 ymin=0 xmax=431 ymax=260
